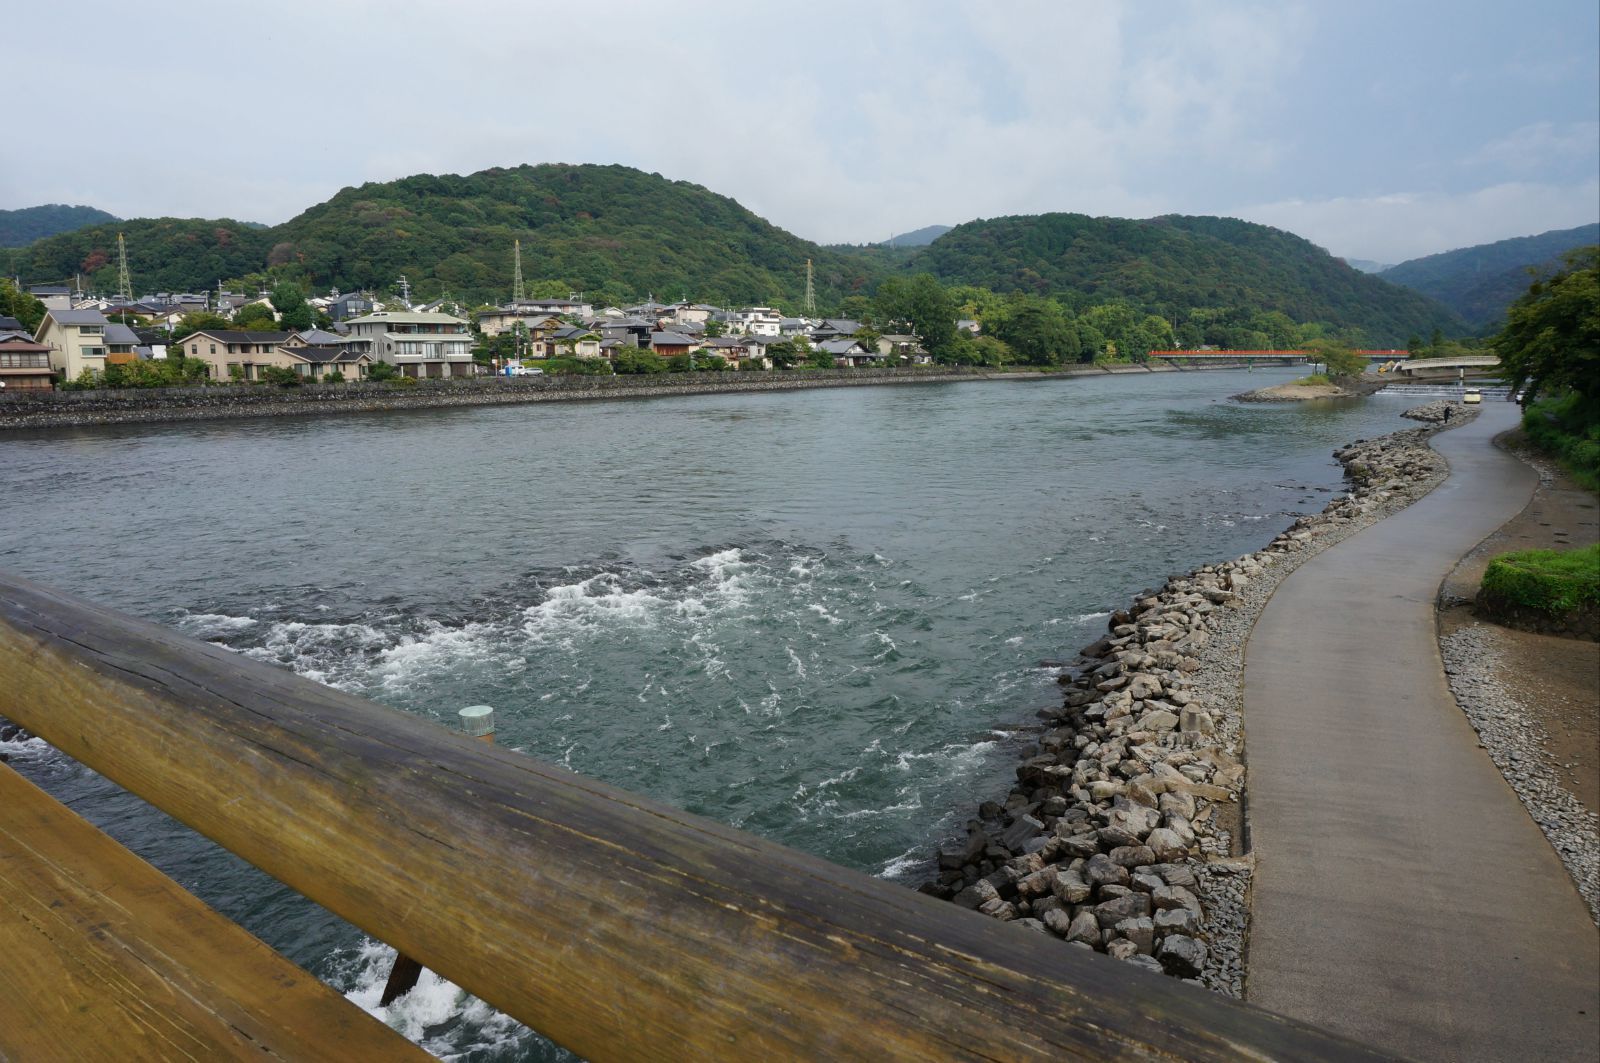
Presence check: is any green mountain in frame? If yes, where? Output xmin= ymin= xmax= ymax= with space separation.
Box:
xmin=0 ymin=204 xmax=119 ymax=247
xmin=909 ymin=212 xmax=1465 ymax=344
xmin=883 ymin=224 xmax=952 ymax=248
xmin=3 ymin=218 xmax=274 ymax=293
xmin=1379 ymin=224 xmax=1600 ymax=331
xmin=7 ymin=165 xmax=881 ymax=309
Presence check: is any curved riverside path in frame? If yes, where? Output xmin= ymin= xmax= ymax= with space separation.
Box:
xmin=1243 ymin=401 xmax=1600 ymax=1062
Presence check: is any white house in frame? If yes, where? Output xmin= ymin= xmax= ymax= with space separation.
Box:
xmin=341 ymin=311 xmax=476 ymax=378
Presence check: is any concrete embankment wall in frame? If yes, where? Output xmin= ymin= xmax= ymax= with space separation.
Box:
xmin=0 ymin=360 xmax=1252 ymax=431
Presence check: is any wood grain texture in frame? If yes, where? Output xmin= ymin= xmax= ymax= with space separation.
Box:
xmin=0 ymin=765 xmax=428 ymax=1061
xmin=0 ymin=570 xmax=1388 ymax=1061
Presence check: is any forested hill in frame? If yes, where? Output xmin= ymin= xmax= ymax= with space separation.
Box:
xmin=1379 ymin=223 xmax=1600 ymax=331
xmin=0 ymin=204 xmax=118 ymax=247
xmin=911 ymin=213 xmax=1464 ymax=344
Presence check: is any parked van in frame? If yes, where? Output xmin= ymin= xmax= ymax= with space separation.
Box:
xmin=1463 ymin=388 xmax=1482 ymax=405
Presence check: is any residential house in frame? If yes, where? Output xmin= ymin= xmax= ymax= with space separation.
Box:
xmin=28 ymin=286 xmax=72 ymax=312
xmin=0 ymin=334 xmax=57 ymax=389
xmin=475 ymin=307 xmax=563 ymax=340
xmin=811 ymin=319 xmax=862 ymax=343
xmin=818 ymin=338 xmax=879 ymax=367
xmin=34 ymin=308 xmax=112 ymax=380
xmin=329 ymin=291 xmax=375 ymax=322
xmin=342 ymin=311 xmax=476 ymax=378
xmin=551 ymin=325 xmax=602 ymax=360
xmin=517 ymin=296 xmax=593 ymax=318
xmin=649 ymin=331 xmax=700 ymax=359
xmin=280 ymin=345 xmax=373 ymax=381
xmin=180 ymin=330 xmax=296 ymax=381
xmin=728 ymin=307 xmax=782 ymax=337
xmin=876 ymin=334 xmax=930 ymax=364
xmin=698 ymin=335 xmax=763 ymax=369
xmin=779 ymin=317 xmax=813 ymax=337
xmin=956 ymin=318 xmax=981 ymax=335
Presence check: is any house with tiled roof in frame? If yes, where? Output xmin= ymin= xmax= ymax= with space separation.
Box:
xmin=0 ymin=334 xmax=56 ymax=389
xmin=178 ymin=329 xmax=295 ymax=381
xmin=34 ymin=308 xmax=112 ymax=380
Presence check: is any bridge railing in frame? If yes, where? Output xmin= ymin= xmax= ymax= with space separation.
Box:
xmin=0 ymin=570 xmax=1385 ymax=1061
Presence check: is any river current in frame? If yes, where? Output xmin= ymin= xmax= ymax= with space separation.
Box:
xmin=0 ymin=369 xmax=1415 ymax=1058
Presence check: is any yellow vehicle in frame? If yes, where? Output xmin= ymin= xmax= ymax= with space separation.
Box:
xmin=1463 ymin=388 xmax=1482 ymax=405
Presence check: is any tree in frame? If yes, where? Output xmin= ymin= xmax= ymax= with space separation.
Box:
xmin=1494 ymin=246 xmax=1599 ymax=404
xmin=874 ymin=274 xmax=957 ymax=359
xmin=1302 ymin=339 xmax=1366 ymax=379
xmin=0 ymin=278 xmax=48 ymax=333
xmin=271 ymin=283 xmax=314 ymax=331
xmin=233 ymin=302 xmax=277 ymax=329
xmin=613 ymin=348 xmax=666 ymax=374
xmin=806 ymin=344 xmax=836 ymax=369
xmin=172 ymin=311 xmax=232 ymax=341
xmin=368 ymin=361 xmax=398 ymax=381
xmin=986 ymin=294 xmax=1073 ymax=366
xmin=766 ymin=338 xmax=804 ymax=370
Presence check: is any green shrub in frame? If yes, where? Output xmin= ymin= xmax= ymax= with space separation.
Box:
xmin=261 ymin=366 xmax=301 ymax=387
xmin=1480 ymin=544 xmax=1600 ymax=615
xmin=1294 ymin=373 xmax=1332 ymax=386
xmin=1522 ymin=392 xmax=1600 ymax=491
xmin=322 ymin=369 xmax=345 ymax=383
xmin=390 ymin=375 xmax=418 ymax=388
xmin=368 ymin=361 xmax=397 ymax=382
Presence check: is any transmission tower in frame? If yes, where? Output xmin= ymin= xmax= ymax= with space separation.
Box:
xmin=803 ymin=258 xmax=816 ymax=315
xmin=115 ymin=233 xmax=132 ymax=302
xmin=512 ymin=239 xmax=526 ymax=303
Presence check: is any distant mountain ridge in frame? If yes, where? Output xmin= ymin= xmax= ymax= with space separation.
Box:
xmin=0 ymin=204 xmax=119 ymax=247
xmin=1379 ymin=224 xmax=1600 ymax=331
xmin=2 ymin=165 xmax=1471 ymax=343
xmin=911 ymin=212 xmax=1463 ymax=344
xmin=883 ymin=224 xmax=952 ymax=247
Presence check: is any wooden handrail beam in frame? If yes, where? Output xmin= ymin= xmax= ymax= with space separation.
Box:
xmin=0 ymin=764 xmax=429 ymax=1060
xmin=0 ymin=571 xmax=1386 ymax=1061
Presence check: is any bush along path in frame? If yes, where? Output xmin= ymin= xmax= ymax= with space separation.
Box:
xmin=920 ymin=404 xmax=1475 ymax=994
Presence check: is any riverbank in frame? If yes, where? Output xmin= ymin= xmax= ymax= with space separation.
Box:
xmin=924 ymin=400 xmax=1476 ymax=993
xmin=0 ymin=358 xmax=1292 ymax=431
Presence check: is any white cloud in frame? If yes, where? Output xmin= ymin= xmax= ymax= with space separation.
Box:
xmin=1240 ymin=180 xmax=1600 ymax=263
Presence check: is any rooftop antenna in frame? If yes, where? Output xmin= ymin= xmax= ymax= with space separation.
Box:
xmin=803 ymin=259 xmax=816 ymax=315
xmin=512 ymin=239 xmax=525 ymax=303
xmin=115 ymin=233 xmax=133 ymax=302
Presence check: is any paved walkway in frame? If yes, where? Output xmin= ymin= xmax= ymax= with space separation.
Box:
xmin=1243 ymin=402 xmax=1600 ymax=1061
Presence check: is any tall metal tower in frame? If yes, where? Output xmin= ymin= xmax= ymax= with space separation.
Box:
xmin=803 ymin=259 xmax=816 ymax=315
xmin=115 ymin=233 xmax=132 ymax=302
xmin=512 ymin=239 xmax=526 ymax=303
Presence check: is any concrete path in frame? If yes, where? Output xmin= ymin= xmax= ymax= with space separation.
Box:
xmin=1243 ymin=402 xmax=1600 ymax=1061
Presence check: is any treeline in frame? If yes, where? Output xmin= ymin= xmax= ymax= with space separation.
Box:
xmin=0 ymin=204 xmax=118 ymax=248
xmin=5 ymin=163 xmax=1473 ymax=348
xmin=913 ymin=212 xmax=1465 ymax=346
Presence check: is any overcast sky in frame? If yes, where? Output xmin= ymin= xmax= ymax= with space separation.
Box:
xmin=9 ymin=1 xmax=1597 ymax=264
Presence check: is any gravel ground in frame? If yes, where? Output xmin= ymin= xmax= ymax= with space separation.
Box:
xmin=1441 ymin=617 xmax=1600 ymax=922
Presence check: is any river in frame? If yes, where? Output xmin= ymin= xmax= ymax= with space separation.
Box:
xmin=0 ymin=369 xmax=1415 ymax=1059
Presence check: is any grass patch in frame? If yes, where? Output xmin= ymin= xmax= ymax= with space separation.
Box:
xmin=1481 ymin=543 xmax=1600 ymax=615
xmin=1293 ymin=373 xmax=1332 ymax=386
xmin=1522 ymin=392 xmax=1600 ymax=491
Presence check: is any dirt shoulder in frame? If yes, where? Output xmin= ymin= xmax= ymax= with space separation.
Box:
xmin=1439 ymin=429 xmax=1599 ymax=875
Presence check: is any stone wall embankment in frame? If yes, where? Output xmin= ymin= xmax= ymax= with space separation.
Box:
xmin=0 ymin=363 xmax=1184 ymax=431
xmin=923 ymin=405 xmax=1475 ymax=994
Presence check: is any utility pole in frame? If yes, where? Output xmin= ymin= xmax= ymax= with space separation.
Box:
xmin=397 ymin=275 xmax=411 ymax=305
xmin=803 ymin=259 xmax=816 ymax=315
xmin=512 ymin=239 xmax=525 ymax=303
xmin=115 ymin=233 xmax=132 ymax=303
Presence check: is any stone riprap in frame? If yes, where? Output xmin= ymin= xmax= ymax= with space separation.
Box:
xmin=924 ymin=403 xmax=1477 ymax=995
xmin=1440 ymin=624 xmax=1599 ymax=921
xmin=0 ymin=364 xmax=1203 ymax=431
xmin=1401 ymin=399 xmax=1469 ymax=423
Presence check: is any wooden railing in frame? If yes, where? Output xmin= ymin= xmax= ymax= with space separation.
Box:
xmin=0 ymin=571 xmax=1385 ymax=1060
